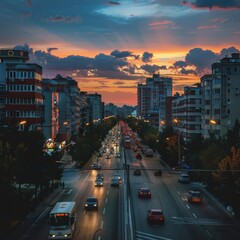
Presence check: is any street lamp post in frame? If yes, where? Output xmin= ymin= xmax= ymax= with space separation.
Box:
xmin=173 ymin=118 xmax=181 ymax=168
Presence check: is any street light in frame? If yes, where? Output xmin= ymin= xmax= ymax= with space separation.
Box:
xmin=173 ymin=118 xmax=181 ymax=168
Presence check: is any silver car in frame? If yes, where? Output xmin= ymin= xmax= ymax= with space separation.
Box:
xmin=178 ymin=173 xmax=190 ymax=183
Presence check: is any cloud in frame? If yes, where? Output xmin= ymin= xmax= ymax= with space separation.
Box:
xmin=107 ymin=1 xmax=120 ymax=5
xmin=110 ymin=49 xmax=139 ymax=59
xmin=142 ymin=52 xmax=153 ymax=63
xmin=210 ymin=17 xmax=228 ymax=23
xmin=170 ymin=46 xmax=240 ymax=76
xmin=140 ymin=64 xmax=167 ymax=74
xmin=182 ymin=0 xmax=240 ymax=10
xmin=47 ymin=48 xmax=58 ymax=53
xmin=13 ymin=43 xmax=33 ymax=53
xmin=149 ymin=20 xmax=172 ymax=26
xmin=45 ymin=16 xmax=80 ymax=23
xmin=198 ymin=25 xmax=218 ymax=29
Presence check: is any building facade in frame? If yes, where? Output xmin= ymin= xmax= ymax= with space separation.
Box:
xmin=0 ymin=49 xmax=44 ymax=131
xmin=201 ymin=53 xmax=240 ymax=138
xmin=137 ymin=73 xmax=172 ymax=129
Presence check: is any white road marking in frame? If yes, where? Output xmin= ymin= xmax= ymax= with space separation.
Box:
xmin=186 ymin=204 xmax=190 ymax=209
xmin=103 ymin=208 xmax=106 ymax=214
xmin=206 ymin=230 xmax=213 ymax=238
xmin=105 ymin=198 xmax=108 ymax=203
xmin=177 ymin=191 xmax=180 ymax=195
xmin=98 ymin=237 xmax=101 ymax=240
xmin=136 ymin=231 xmax=173 ymax=240
xmin=101 ymin=221 xmax=104 ymax=228
xmin=193 ymin=213 xmax=197 ymax=219
xmin=107 ymin=190 xmax=109 ymax=194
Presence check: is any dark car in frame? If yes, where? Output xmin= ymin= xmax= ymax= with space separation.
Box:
xmin=138 ymin=188 xmax=151 ymax=198
xmin=91 ymin=163 xmax=102 ymax=170
xmin=147 ymin=209 xmax=165 ymax=224
xmin=154 ymin=170 xmax=162 ymax=176
xmin=135 ymin=152 xmax=142 ymax=160
xmin=134 ymin=169 xmax=141 ymax=176
xmin=187 ymin=190 xmax=202 ymax=203
xmin=85 ymin=197 xmax=98 ymax=210
xmin=96 ymin=173 xmax=104 ymax=180
xmin=97 ymin=152 xmax=103 ymax=157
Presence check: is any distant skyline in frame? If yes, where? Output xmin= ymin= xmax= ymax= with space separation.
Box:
xmin=0 ymin=0 xmax=240 ymax=106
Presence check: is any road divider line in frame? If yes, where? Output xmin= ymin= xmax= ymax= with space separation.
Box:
xmin=177 ymin=191 xmax=180 ymax=195
xmin=105 ymin=198 xmax=108 ymax=203
xmin=186 ymin=204 xmax=190 ymax=209
xmin=103 ymin=208 xmax=106 ymax=214
xmin=101 ymin=221 xmax=103 ymax=229
xmin=206 ymin=230 xmax=213 ymax=238
xmin=193 ymin=213 xmax=197 ymax=219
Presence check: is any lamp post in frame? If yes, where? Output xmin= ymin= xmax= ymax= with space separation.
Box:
xmin=173 ymin=118 xmax=181 ymax=168
xmin=209 ymin=119 xmax=229 ymax=138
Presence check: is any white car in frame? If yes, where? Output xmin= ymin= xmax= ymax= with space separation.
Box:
xmin=178 ymin=173 xmax=190 ymax=183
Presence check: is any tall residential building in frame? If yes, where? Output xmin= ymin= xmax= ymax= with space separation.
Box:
xmin=137 ymin=73 xmax=172 ymax=128
xmin=86 ymin=93 xmax=104 ymax=123
xmin=42 ymin=79 xmax=59 ymax=140
xmin=49 ymin=75 xmax=81 ymax=142
xmin=201 ymin=53 xmax=240 ymax=138
xmin=0 ymin=49 xmax=44 ymax=130
xmin=172 ymin=85 xmax=202 ymax=143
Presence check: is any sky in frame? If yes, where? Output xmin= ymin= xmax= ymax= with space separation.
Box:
xmin=0 ymin=0 xmax=240 ymax=106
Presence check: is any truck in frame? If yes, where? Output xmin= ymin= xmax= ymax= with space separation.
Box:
xmin=145 ymin=148 xmax=154 ymax=157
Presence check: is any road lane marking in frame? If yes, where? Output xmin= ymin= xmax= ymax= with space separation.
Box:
xmin=177 ymin=191 xmax=180 ymax=195
xmin=103 ymin=208 xmax=106 ymax=214
xmin=101 ymin=221 xmax=104 ymax=228
xmin=107 ymin=190 xmax=109 ymax=194
xmin=98 ymin=237 xmax=101 ymax=240
xmin=193 ymin=213 xmax=197 ymax=219
xmin=186 ymin=204 xmax=190 ymax=209
xmin=136 ymin=231 xmax=173 ymax=240
xmin=105 ymin=198 xmax=108 ymax=203
xmin=206 ymin=230 xmax=213 ymax=238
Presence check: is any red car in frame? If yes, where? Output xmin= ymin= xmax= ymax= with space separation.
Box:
xmin=147 ymin=209 xmax=165 ymax=224
xmin=135 ymin=152 xmax=142 ymax=159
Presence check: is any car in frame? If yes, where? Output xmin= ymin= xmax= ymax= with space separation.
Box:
xmin=135 ymin=152 xmax=142 ymax=160
xmin=187 ymin=190 xmax=202 ymax=203
xmin=111 ymin=177 xmax=119 ymax=187
xmin=106 ymin=154 xmax=111 ymax=159
xmin=178 ymin=173 xmax=190 ymax=183
xmin=96 ymin=173 xmax=104 ymax=180
xmin=154 ymin=170 xmax=162 ymax=176
xmin=91 ymin=163 xmax=102 ymax=170
xmin=134 ymin=169 xmax=141 ymax=176
xmin=138 ymin=188 xmax=151 ymax=198
xmin=113 ymin=173 xmax=122 ymax=182
xmin=147 ymin=209 xmax=165 ymax=224
xmin=97 ymin=152 xmax=103 ymax=157
xmin=115 ymin=152 xmax=121 ymax=158
xmin=95 ymin=178 xmax=103 ymax=187
xmin=85 ymin=197 xmax=98 ymax=210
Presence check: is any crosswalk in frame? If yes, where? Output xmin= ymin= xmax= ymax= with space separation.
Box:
xmin=136 ymin=231 xmax=173 ymax=240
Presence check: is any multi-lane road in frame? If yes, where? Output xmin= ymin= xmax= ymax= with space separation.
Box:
xmin=7 ymin=128 xmax=240 ymax=240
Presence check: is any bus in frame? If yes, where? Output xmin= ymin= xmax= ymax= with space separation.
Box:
xmin=48 ymin=201 xmax=76 ymax=239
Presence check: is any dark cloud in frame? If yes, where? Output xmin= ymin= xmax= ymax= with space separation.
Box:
xmin=142 ymin=52 xmax=153 ymax=63
xmin=107 ymin=1 xmax=120 ymax=5
xmin=140 ymin=64 xmax=167 ymax=74
xmin=110 ymin=50 xmax=139 ymax=59
xmin=13 ymin=43 xmax=33 ymax=53
xmin=170 ymin=46 xmax=240 ymax=76
xmin=45 ymin=16 xmax=80 ymax=23
xmin=182 ymin=0 xmax=240 ymax=9
xmin=11 ymin=44 xmax=136 ymax=80
xmin=47 ymin=48 xmax=58 ymax=53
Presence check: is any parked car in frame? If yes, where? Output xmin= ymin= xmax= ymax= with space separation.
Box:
xmin=113 ymin=173 xmax=122 ymax=182
xmin=178 ymin=173 xmax=190 ymax=183
xmin=134 ymin=169 xmax=141 ymax=176
xmin=187 ymin=190 xmax=202 ymax=203
xmin=138 ymin=188 xmax=151 ymax=198
xmin=147 ymin=209 xmax=165 ymax=224
xmin=85 ymin=197 xmax=98 ymax=210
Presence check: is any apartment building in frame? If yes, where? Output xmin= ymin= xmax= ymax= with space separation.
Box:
xmin=137 ymin=73 xmax=172 ymax=128
xmin=201 ymin=53 xmax=240 ymax=138
xmin=0 ymin=49 xmax=44 ymax=130
xmin=172 ymin=85 xmax=202 ymax=143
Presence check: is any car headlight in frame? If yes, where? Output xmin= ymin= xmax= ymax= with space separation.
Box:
xmin=94 ymin=204 xmax=97 ymax=206
xmin=49 ymin=234 xmax=56 ymax=237
xmin=85 ymin=204 xmax=88 ymax=206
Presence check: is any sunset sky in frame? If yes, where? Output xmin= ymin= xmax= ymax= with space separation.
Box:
xmin=0 ymin=0 xmax=240 ymax=106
